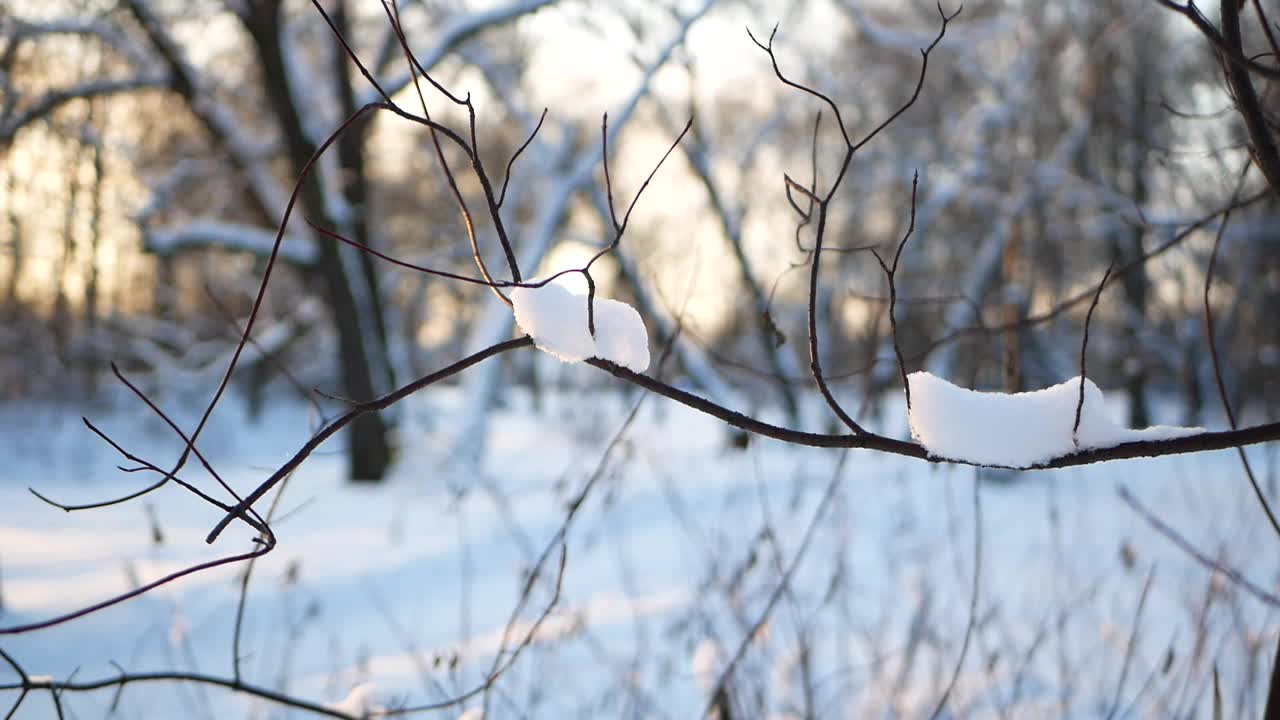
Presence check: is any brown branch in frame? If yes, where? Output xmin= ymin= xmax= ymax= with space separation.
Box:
xmin=1203 ymin=167 xmax=1280 ymax=538
xmin=379 ymin=1 xmax=522 ymax=284
xmin=702 ymin=450 xmax=848 ymax=719
xmin=145 ymin=102 xmax=390 ymax=533
xmin=384 ymin=1 xmax=504 ymax=304
xmin=806 ymin=190 xmax=868 ymax=434
xmin=1220 ymin=0 xmax=1280 ymax=195
xmin=871 ymin=172 xmax=920 ymax=410
xmin=18 ymin=332 xmax=1280 ymax=638
xmin=749 ymin=4 xmax=958 ymax=434
xmin=1156 ymin=0 xmax=1280 ymax=80
xmin=0 ymin=646 xmax=30 ymax=718
xmin=1253 ymin=0 xmax=1280 ymax=66
xmin=695 ymin=190 xmax=1271 ymax=385
xmin=0 ymin=542 xmax=271 ymax=636
xmin=395 ymin=321 xmax=686 ymax=717
xmin=587 ymin=356 xmax=1280 ymax=468
xmin=27 ymin=418 xmax=269 ymax=537
xmin=206 ymin=336 xmax=535 ymax=544
xmin=0 ymin=669 xmax=358 ymax=720
xmin=583 ymin=115 xmax=692 ymax=335
xmin=1104 ymin=566 xmax=1156 ymax=720
xmin=1074 ymin=264 xmax=1113 ymax=446
xmin=499 ymin=107 xmax=548 ymax=208
xmin=1118 ymin=485 xmax=1280 ymax=607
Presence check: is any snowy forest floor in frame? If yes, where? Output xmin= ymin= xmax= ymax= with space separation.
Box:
xmin=1 ymin=382 xmax=1278 ymax=719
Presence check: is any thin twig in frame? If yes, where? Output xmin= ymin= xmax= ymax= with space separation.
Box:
xmin=0 ymin=670 xmax=360 ymax=720
xmin=387 ymin=0 xmax=506 ymax=303
xmin=1203 ymin=165 xmax=1280 ymax=539
xmin=1105 ymin=566 xmax=1156 ymax=720
xmin=232 ymin=465 xmax=296 ymax=683
xmin=871 ymin=171 xmax=919 ymax=410
xmin=702 ymin=451 xmax=849 ymax=719
xmin=0 ymin=542 xmax=271 ymax=635
xmin=750 ymin=5 xmax=956 ymax=434
xmin=1154 ymin=0 xmax=1280 ymax=80
xmin=1074 ymin=264 xmax=1113 ymax=446
xmin=0 ymin=647 xmax=29 ymax=720
xmin=379 ymin=1 xmax=523 ymax=282
xmin=499 ymin=107 xmax=548 ymax=208
xmin=207 ymin=336 xmax=534 ymax=543
xmin=928 ymin=468 xmax=982 ymax=719
xmin=581 ymin=115 xmax=692 ymax=335
xmin=1118 ymin=485 xmax=1280 ymax=608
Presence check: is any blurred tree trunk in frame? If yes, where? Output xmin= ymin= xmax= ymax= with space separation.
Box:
xmin=1 ymin=162 xmax=19 ymax=318
xmin=242 ymin=0 xmax=391 ymax=481
xmin=684 ymin=121 xmax=800 ymax=424
xmin=331 ymin=0 xmax=396 ymax=397
xmin=1000 ymin=223 xmax=1025 ymax=393
xmin=1115 ymin=36 xmax=1154 ymax=428
xmin=84 ymin=96 xmax=103 ymax=393
xmin=1084 ymin=3 xmax=1156 ymax=427
xmin=152 ymin=256 xmax=177 ymax=321
xmin=54 ymin=133 xmax=84 ymax=368
xmin=1117 ymin=174 xmax=1151 ymax=425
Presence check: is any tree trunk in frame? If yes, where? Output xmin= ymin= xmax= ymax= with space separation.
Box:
xmin=1 ymin=160 xmax=20 ymax=318
xmin=84 ymin=98 xmax=103 ymax=393
xmin=1118 ymin=44 xmax=1153 ymax=428
xmin=683 ymin=129 xmax=801 ymax=425
xmin=54 ymin=134 xmax=83 ymax=368
xmin=332 ymin=0 xmax=396 ymax=397
xmin=244 ymin=0 xmax=390 ymax=481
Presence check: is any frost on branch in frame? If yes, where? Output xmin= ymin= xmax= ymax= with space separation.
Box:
xmin=907 ymin=371 xmax=1203 ymax=468
xmin=511 ymin=281 xmax=650 ymax=372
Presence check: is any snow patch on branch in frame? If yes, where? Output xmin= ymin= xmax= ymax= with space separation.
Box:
xmin=327 ymin=682 xmax=382 ymax=715
xmin=511 ymin=282 xmax=649 ymax=372
xmin=145 ymin=220 xmax=317 ymax=264
xmin=907 ymin=372 xmax=1203 ymax=468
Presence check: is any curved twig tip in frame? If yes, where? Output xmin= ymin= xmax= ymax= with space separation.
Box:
xmin=28 ymin=487 xmax=67 ymax=511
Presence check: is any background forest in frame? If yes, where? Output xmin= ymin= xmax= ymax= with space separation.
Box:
xmin=1 ymin=0 xmax=1279 ymax=717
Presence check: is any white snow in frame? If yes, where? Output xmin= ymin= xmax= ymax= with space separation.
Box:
xmin=691 ymin=639 xmax=721 ymax=691
xmin=906 ymin=371 xmax=1203 ymax=468
xmin=1 ymin=387 xmax=1270 ymax=718
xmin=511 ymin=281 xmax=650 ymax=372
xmin=145 ymin=220 xmax=318 ymax=264
xmin=168 ymin=612 xmax=190 ymax=648
xmin=327 ymin=682 xmax=381 ymax=715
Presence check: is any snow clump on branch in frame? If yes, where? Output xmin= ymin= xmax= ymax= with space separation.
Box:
xmin=511 ymin=281 xmax=650 ymax=372
xmin=907 ymin=372 xmax=1204 ymax=468
xmin=326 ymin=682 xmax=382 ymax=715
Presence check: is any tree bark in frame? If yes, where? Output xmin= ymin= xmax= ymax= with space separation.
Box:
xmin=1 ymin=160 xmax=20 ymax=318
xmin=84 ymin=96 xmax=103 ymax=393
xmin=330 ymin=0 xmax=396 ymax=397
xmin=1220 ymin=0 xmax=1280 ymax=197
xmin=683 ymin=128 xmax=801 ymax=424
xmin=243 ymin=0 xmax=390 ymax=481
xmin=1117 ymin=32 xmax=1154 ymax=427
xmin=54 ymin=131 xmax=84 ymax=368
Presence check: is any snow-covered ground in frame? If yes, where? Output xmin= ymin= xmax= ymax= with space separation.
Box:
xmin=1 ymin=382 xmax=1277 ymax=718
